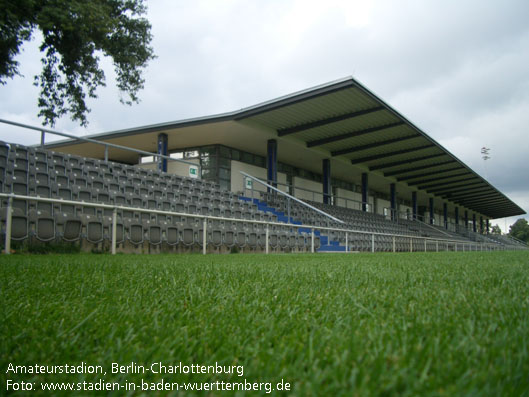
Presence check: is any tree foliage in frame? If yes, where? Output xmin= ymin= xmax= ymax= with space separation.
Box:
xmin=0 ymin=0 xmax=155 ymax=126
xmin=490 ymin=224 xmax=502 ymax=235
xmin=508 ymin=218 xmax=529 ymax=243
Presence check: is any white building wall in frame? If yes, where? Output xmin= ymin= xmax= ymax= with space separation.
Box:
xmin=293 ymin=177 xmax=323 ymax=203
xmin=335 ymin=188 xmax=362 ymax=211
xmin=400 ymin=205 xmax=412 ymax=219
xmin=230 ymin=160 xmax=287 ymax=194
xmin=376 ymin=198 xmax=390 ymax=216
xmin=139 ymin=159 xmax=201 ymax=178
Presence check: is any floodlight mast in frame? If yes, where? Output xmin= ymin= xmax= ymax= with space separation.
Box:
xmin=481 ymin=146 xmax=490 ymax=179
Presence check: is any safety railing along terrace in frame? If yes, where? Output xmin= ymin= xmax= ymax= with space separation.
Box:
xmin=0 ymin=119 xmax=201 ymax=174
xmin=1 ymin=193 xmax=521 ymax=255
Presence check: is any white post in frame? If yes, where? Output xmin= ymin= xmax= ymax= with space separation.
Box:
xmin=392 ymin=236 xmax=396 ymax=253
xmin=311 ymin=228 xmax=315 ymax=253
xmin=202 ymin=218 xmax=207 ymax=255
xmin=424 ymin=239 xmax=427 ymax=252
xmin=345 ymin=232 xmax=348 ymax=253
xmin=371 ymin=233 xmax=375 ymax=253
xmin=265 ymin=224 xmax=269 ymax=254
xmin=111 ymin=207 xmax=117 ymax=255
xmin=436 ymin=241 xmax=438 ymax=252
xmin=410 ymin=237 xmax=412 ymax=252
xmin=4 ymin=196 xmax=13 ymax=254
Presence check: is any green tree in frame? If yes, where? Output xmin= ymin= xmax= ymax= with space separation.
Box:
xmin=0 ymin=0 xmax=155 ymax=126
xmin=508 ymin=218 xmax=529 ymax=243
xmin=490 ymin=224 xmax=502 ymax=235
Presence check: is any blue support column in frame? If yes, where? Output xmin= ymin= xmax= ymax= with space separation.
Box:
xmin=267 ymin=139 xmax=277 ymax=193
xmin=157 ymin=133 xmax=168 ymax=172
xmin=412 ymin=191 xmax=417 ymax=220
xmin=473 ymin=213 xmax=477 ymax=233
xmin=390 ymin=183 xmax=396 ymax=221
xmin=486 ymin=219 xmax=489 ymax=234
xmin=429 ymin=197 xmax=434 ymax=225
xmin=480 ymin=216 xmax=483 ymax=234
xmin=322 ymin=159 xmax=331 ymax=205
xmin=362 ymin=173 xmax=368 ymax=212
xmin=455 ymin=207 xmax=459 ymax=227
xmin=464 ymin=210 xmax=468 ymax=229
xmin=443 ymin=203 xmax=448 ymax=229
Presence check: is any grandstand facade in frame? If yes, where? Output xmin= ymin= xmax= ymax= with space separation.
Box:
xmin=1 ymin=77 xmax=526 ymax=253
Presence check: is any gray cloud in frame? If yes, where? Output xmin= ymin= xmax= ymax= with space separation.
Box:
xmin=1 ymin=0 xmax=527 ymax=225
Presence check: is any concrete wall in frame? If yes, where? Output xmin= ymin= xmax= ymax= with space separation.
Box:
xmin=376 ymin=198 xmax=390 ymax=216
xmin=139 ymin=159 xmax=200 ymax=178
xmin=231 ymin=160 xmax=287 ymax=194
xmin=293 ymin=177 xmax=322 ymax=203
xmin=335 ymin=188 xmax=362 ymax=211
xmin=400 ymin=205 xmax=412 ymax=219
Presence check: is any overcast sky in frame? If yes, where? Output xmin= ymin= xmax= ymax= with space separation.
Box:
xmin=1 ymin=0 xmax=528 ymax=231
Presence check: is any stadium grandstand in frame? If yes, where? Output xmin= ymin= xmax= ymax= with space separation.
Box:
xmin=1 ymin=77 xmax=527 ymax=253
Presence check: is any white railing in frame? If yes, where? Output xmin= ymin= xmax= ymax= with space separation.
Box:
xmin=241 ymin=176 xmax=372 ymax=213
xmin=0 ymin=119 xmax=201 ymax=175
xmin=240 ymin=172 xmax=344 ymax=225
xmin=1 ymin=193 xmax=522 ymax=255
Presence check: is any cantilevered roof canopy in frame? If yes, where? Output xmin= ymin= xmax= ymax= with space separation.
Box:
xmin=45 ymin=76 xmax=525 ymax=219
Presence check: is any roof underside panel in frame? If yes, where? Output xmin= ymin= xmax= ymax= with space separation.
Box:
xmin=44 ymin=77 xmax=524 ymax=219
xmin=238 ymin=79 xmax=524 ymax=218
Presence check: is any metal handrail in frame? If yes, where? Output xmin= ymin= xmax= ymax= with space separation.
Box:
xmin=244 ymin=177 xmax=371 ymax=213
xmin=0 ymin=118 xmax=200 ymax=173
xmin=2 ymin=192 xmax=519 ymax=255
xmin=240 ymin=172 xmax=344 ymax=224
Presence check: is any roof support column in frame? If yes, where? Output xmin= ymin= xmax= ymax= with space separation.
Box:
xmin=455 ymin=207 xmax=459 ymax=229
xmin=429 ymin=197 xmax=434 ymax=225
xmin=486 ymin=219 xmax=489 ymax=235
xmin=480 ymin=216 xmax=484 ymax=235
xmin=464 ymin=210 xmax=468 ymax=229
xmin=322 ymin=159 xmax=331 ymax=205
xmin=362 ymin=173 xmax=368 ymax=212
xmin=157 ymin=133 xmax=168 ymax=172
xmin=473 ymin=213 xmax=477 ymax=233
xmin=390 ymin=183 xmax=396 ymax=221
xmin=267 ymin=139 xmax=277 ymax=193
xmin=412 ymin=191 xmax=417 ymax=220
xmin=443 ymin=203 xmax=448 ymax=230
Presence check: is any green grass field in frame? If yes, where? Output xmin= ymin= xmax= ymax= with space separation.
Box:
xmin=1 ymin=252 xmax=529 ymax=396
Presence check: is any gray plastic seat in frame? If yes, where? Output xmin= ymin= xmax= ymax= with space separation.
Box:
xmin=81 ymin=214 xmax=104 ymax=244
xmin=10 ymin=215 xmax=28 ymax=240
xmin=166 ymin=226 xmax=179 ymax=246
xmin=35 ymin=215 xmax=55 ymax=242
xmin=125 ymin=219 xmax=144 ymax=246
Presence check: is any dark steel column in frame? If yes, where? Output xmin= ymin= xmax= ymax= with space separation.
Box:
xmin=267 ymin=139 xmax=277 ymax=193
xmin=390 ymin=183 xmax=396 ymax=221
xmin=362 ymin=173 xmax=368 ymax=212
xmin=157 ymin=133 xmax=168 ymax=172
xmin=443 ymin=203 xmax=448 ymax=229
xmin=455 ymin=207 xmax=459 ymax=227
xmin=486 ymin=219 xmax=489 ymax=234
xmin=480 ymin=216 xmax=483 ymax=234
xmin=473 ymin=213 xmax=477 ymax=233
xmin=464 ymin=210 xmax=468 ymax=229
xmin=429 ymin=197 xmax=434 ymax=225
xmin=412 ymin=191 xmax=417 ymax=220
xmin=322 ymin=159 xmax=331 ymax=205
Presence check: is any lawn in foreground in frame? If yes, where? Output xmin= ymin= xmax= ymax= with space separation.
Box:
xmin=1 ymin=251 xmax=528 ymax=396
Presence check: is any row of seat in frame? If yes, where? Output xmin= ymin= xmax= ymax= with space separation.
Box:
xmin=0 ymin=140 xmax=514 ymax=252
xmin=1 ymin=208 xmax=321 ymax=252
